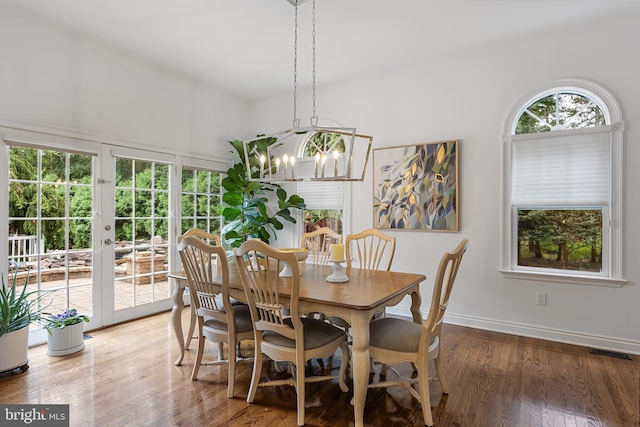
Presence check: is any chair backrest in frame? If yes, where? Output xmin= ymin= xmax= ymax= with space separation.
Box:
xmin=178 ymin=236 xmax=230 ymax=322
xmin=345 ymin=228 xmax=396 ymax=271
xmin=178 ymin=228 xmax=222 ymax=246
xmin=301 ymin=227 xmax=342 ymax=266
xmin=234 ymin=240 xmax=302 ymax=341
xmin=420 ymin=238 xmax=469 ymax=349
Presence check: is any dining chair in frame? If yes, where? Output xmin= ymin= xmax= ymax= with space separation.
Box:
xmin=366 ymin=238 xmax=469 ymax=426
xmin=178 ymin=236 xmax=254 ymax=398
xmin=301 ymin=226 xmax=342 ymax=266
xmin=300 ymin=227 xmax=342 ymax=323
xmin=177 ymin=228 xmax=224 ymax=350
xmin=328 ymin=228 xmax=396 ymax=332
xmin=234 ymin=239 xmax=350 ymax=427
xmin=177 ymin=228 xmax=222 ymax=245
xmin=345 ymin=227 xmax=396 ymax=271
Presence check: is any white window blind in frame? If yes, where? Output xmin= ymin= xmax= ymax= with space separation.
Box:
xmin=297 ymin=181 xmax=344 ymax=210
xmin=511 ymin=130 xmax=610 ymax=206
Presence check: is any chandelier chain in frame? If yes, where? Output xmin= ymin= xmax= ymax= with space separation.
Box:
xmin=292 ymin=0 xmax=298 ymax=127
xmin=312 ymin=0 xmax=317 ymax=119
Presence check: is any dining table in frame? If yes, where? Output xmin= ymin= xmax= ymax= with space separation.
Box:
xmin=169 ymin=262 xmax=426 ymax=427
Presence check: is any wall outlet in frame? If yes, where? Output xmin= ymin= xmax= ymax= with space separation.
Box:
xmin=536 ymin=292 xmax=547 ymax=306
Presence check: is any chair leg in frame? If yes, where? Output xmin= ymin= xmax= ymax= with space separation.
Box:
xmin=218 ymin=342 xmax=225 ymax=360
xmin=247 ymin=341 xmax=263 ymax=403
xmin=191 ymin=334 xmax=206 ymax=380
xmin=434 ymin=355 xmax=449 ymax=394
xmin=338 ymin=342 xmax=350 ymax=392
xmin=227 ymin=337 xmax=237 ymax=398
xmin=185 ymin=303 xmax=197 ymax=349
xmin=295 ymin=357 xmax=306 ymax=426
xmin=417 ymin=360 xmax=434 ymax=427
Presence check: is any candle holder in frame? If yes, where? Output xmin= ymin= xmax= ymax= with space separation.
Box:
xmin=326 ymin=259 xmax=349 ymax=283
xmin=279 ymin=248 xmax=309 ymax=277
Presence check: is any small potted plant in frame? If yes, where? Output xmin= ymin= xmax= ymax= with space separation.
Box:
xmin=0 ymin=264 xmax=52 ymax=373
xmin=44 ymin=308 xmax=89 ymax=356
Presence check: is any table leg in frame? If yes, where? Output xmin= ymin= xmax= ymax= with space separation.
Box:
xmin=350 ymin=311 xmax=370 ymax=427
xmin=171 ymin=280 xmax=186 ymax=366
xmin=410 ymin=286 xmax=423 ymax=324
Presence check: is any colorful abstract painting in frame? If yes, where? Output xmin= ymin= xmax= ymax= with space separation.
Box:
xmin=373 ymin=140 xmax=458 ymax=231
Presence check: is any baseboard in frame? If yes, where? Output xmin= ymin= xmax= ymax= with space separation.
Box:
xmin=384 ymin=307 xmax=640 ymax=356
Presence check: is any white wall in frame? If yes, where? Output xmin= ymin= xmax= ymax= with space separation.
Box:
xmin=2 ymin=1 xmax=638 ymax=354
xmin=0 ymin=2 xmax=248 ymax=158
xmin=250 ymin=12 xmax=640 ymax=354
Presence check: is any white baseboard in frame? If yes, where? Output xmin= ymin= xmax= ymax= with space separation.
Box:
xmin=385 ymin=307 xmax=640 ymax=356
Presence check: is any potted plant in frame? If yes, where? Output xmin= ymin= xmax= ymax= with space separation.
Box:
xmin=221 ymin=137 xmax=306 ymax=249
xmin=0 ymin=265 xmax=51 ymax=373
xmin=44 ymin=308 xmax=89 ymax=356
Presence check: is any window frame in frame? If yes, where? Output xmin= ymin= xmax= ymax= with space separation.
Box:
xmin=500 ymin=78 xmax=625 ymax=287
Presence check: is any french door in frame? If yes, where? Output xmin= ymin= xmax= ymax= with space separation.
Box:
xmin=98 ymin=145 xmax=176 ymax=325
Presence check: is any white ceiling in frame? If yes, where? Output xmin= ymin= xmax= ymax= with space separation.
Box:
xmin=5 ymin=0 xmax=640 ymax=101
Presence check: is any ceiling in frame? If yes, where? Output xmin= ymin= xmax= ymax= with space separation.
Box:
xmin=5 ymin=0 xmax=640 ymax=101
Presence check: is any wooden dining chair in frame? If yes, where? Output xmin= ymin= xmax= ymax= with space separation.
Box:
xmin=178 ymin=236 xmax=254 ymax=398
xmin=234 ymin=239 xmax=350 ymax=427
xmin=177 ymin=229 xmax=223 ymax=350
xmin=328 ymin=228 xmax=397 ymax=332
xmin=345 ymin=228 xmax=396 ymax=271
xmin=301 ymin=226 xmax=342 ymax=266
xmin=367 ymin=238 xmax=469 ymax=426
xmin=177 ymin=228 xmax=222 ymax=246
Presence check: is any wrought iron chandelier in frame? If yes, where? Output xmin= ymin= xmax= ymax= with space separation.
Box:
xmin=242 ymin=0 xmax=373 ymax=183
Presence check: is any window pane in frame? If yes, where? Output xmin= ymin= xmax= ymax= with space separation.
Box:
xmin=69 ymin=154 xmax=92 ymax=183
xmin=9 ymin=146 xmax=38 ymax=180
xmin=154 ymin=164 xmax=169 ymax=190
xmin=134 ymin=161 xmax=152 ymax=189
xmin=304 ymin=209 xmax=343 ymax=235
xmin=517 ymin=209 xmax=602 ymax=272
xmin=182 ymin=169 xmax=195 ymax=192
xmin=41 ymin=151 xmax=66 ymax=183
xmin=115 ymin=158 xmax=133 ymax=187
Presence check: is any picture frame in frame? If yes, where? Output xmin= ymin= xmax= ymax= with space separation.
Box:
xmin=373 ymin=139 xmax=458 ymax=231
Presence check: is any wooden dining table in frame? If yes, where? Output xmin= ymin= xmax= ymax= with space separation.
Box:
xmin=169 ymin=262 xmax=426 ymax=427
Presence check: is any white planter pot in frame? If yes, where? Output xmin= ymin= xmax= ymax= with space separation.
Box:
xmin=0 ymin=327 xmax=29 ymax=372
xmin=47 ymin=322 xmax=85 ymax=356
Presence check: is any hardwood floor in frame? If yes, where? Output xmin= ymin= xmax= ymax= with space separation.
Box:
xmin=1 ymin=309 xmax=638 ymax=426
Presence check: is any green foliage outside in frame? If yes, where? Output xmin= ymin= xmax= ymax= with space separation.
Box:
xmin=180 ymin=168 xmax=221 ymax=236
xmin=8 ymin=148 xmax=179 ymax=250
xmin=221 ymin=138 xmax=306 ymax=249
xmin=518 ymin=209 xmax=602 ymax=272
xmin=516 ymin=93 xmax=606 ymax=134
xmin=8 ymin=147 xmax=93 ymax=250
xmin=114 ymin=160 xmax=169 ymax=242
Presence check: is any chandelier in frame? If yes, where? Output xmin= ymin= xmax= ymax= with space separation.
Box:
xmin=242 ymin=0 xmax=373 ymax=183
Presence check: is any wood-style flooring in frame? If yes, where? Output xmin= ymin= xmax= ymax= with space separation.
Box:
xmin=1 ymin=308 xmax=638 ymax=426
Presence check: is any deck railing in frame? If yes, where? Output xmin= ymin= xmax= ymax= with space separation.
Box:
xmin=8 ymin=235 xmax=42 ymax=264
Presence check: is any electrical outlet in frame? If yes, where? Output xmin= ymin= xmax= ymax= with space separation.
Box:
xmin=536 ymin=292 xmax=547 ymax=306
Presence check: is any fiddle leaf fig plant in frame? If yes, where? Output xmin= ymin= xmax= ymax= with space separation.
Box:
xmin=221 ymin=138 xmax=306 ymax=249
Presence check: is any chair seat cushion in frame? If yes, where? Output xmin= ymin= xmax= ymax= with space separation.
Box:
xmin=263 ymin=318 xmax=345 ymax=350
xmin=203 ymin=305 xmax=253 ymax=333
xmin=369 ymin=317 xmax=434 ymax=353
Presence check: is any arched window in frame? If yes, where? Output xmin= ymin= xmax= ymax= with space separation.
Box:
xmin=501 ymin=79 xmax=625 ymax=286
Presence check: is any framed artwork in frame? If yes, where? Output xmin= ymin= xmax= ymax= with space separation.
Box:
xmin=373 ymin=140 xmax=458 ymax=231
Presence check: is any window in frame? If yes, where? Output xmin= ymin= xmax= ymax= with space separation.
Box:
xmin=7 ymin=145 xmax=96 ymax=317
xmin=180 ymin=167 xmax=222 ymax=236
xmin=501 ymin=79 xmax=624 ymax=286
xmin=296 ymin=131 xmax=348 ymax=239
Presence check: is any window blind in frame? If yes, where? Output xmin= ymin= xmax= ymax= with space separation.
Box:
xmin=297 ymin=181 xmax=344 ymax=210
xmin=511 ymin=131 xmax=610 ymax=206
